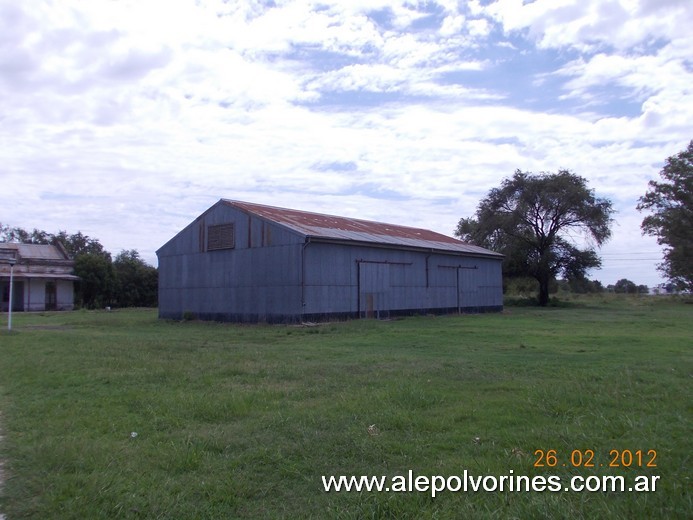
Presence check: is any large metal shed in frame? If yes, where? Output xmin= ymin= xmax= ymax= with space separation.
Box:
xmin=157 ymin=199 xmax=503 ymax=323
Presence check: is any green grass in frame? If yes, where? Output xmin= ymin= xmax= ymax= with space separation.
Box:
xmin=0 ymin=297 xmax=690 ymax=519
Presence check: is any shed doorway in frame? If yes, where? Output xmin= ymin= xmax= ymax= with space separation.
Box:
xmin=457 ymin=267 xmax=479 ymax=312
xmin=358 ymin=262 xmax=390 ymax=319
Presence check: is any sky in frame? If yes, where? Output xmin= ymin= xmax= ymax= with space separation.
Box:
xmin=1 ymin=0 xmax=691 ymax=287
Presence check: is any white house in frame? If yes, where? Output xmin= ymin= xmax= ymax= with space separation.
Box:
xmin=0 ymin=243 xmax=79 ymax=312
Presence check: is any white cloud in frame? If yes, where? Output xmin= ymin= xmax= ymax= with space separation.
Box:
xmin=557 ymin=47 xmax=690 ymax=99
xmin=440 ymin=14 xmax=466 ymax=36
xmin=467 ymin=17 xmax=491 ymax=38
xmin=482 ymin=0 xmax=693 ymax=52
xmin=1 ymin=0 xmax=689 ymax=288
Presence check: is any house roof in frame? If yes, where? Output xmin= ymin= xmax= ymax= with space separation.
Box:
xmin=0 ymin=243 xmax=76 ymax=280
xmin=0 ymin=243 xmax=70 ymax=262
xmin=223 ymin=199 xmax=502 ymax=258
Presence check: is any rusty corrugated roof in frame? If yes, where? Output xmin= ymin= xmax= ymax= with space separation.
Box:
xmin=223 ymin=199 xmax=501 ymax=257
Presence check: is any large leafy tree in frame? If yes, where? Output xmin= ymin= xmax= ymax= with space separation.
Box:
xmin=637 ymin=140 xmax=693 ymax=291
xmin=53 ymin=230 xmax=110 ymax=258
xmin=113 ymin=250 xmax=158 ymax=308
xmin=74 ymin=253 xmax=116 ymax=309
xmin=456 ymin=170 xmax=614 ymax=306
xmin=52 ymin=231 xmax=115 ymax=308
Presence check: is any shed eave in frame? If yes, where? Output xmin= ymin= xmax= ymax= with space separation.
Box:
xmin=305 ymin=235 xmax=503 ymax=259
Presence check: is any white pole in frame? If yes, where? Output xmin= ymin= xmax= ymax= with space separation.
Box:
xmin=8 ymin=259 xmax=15 ymax=331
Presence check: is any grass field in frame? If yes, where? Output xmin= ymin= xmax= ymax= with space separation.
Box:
xmin=0 ymin=296 xmax=690 ymax=519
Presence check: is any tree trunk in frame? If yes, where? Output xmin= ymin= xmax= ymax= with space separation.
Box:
xmin=538 ymin=277 xmax=550 ymax=306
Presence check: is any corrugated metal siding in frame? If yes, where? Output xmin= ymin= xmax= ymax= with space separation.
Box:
xmin=159 ymin=246 xmax=303 ymax=317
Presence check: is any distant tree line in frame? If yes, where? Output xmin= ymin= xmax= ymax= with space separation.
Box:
xmin=507 ymin=276 xmax=656 ymax=297
xmin=0 ymin=225 xmax=157 ymax=309
xmin=557 ymin=277 xmax=652 ymax=295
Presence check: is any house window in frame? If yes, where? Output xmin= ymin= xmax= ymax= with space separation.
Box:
xmin=207 ymin=223 xmax=235 ymax=251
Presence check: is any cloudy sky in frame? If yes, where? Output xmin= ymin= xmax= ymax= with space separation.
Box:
xmin=1 ymin=0 xmax=691 ymax=287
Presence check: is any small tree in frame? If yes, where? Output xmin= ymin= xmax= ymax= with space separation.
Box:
xmin=457 ymin=170 xmax=614 ymax=306
xmin=614 ymin=278 xmax=637 ymax=294
xmin=637 ymin=140 xmax=693 ymax=291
